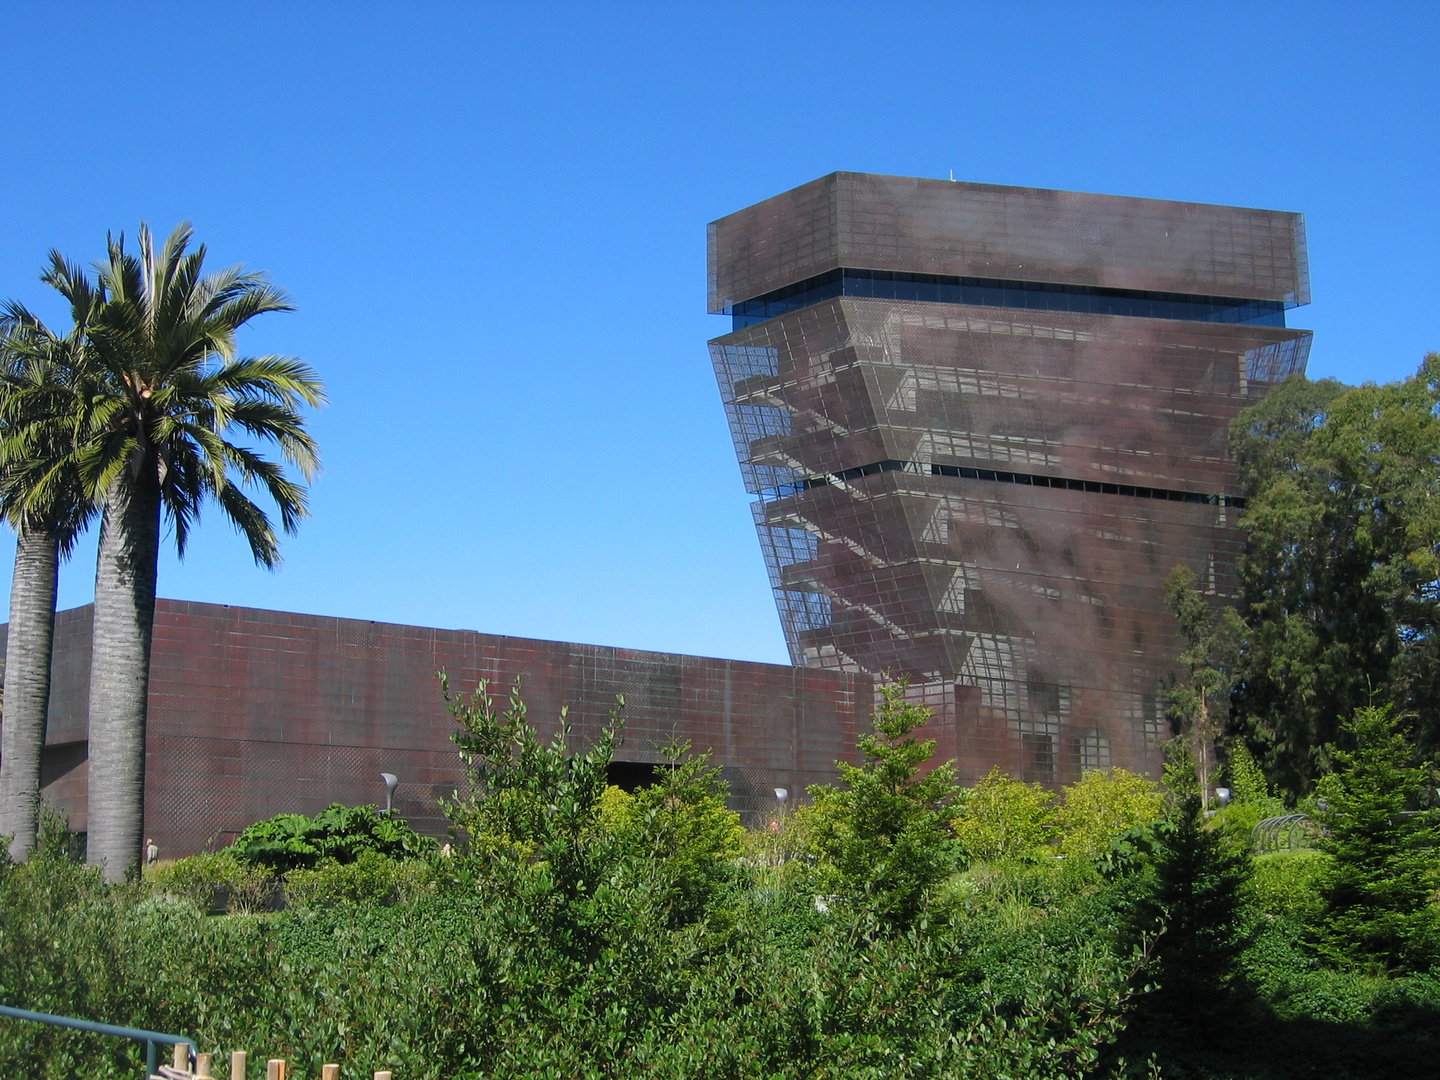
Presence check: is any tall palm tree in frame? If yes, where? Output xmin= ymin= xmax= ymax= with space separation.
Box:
xmin=0 ymin=256 xmax=101 ymax=859
xmin=82 ymin=223 xmax=324 ymax=880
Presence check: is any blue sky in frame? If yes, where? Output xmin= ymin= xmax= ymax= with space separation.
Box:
xmin=0 ymin=2 xmax=1435 ymax=665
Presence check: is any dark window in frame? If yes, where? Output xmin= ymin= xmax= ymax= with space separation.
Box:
xmin=763 ymin=457 xmax=1245 ymax=509
xmin=606 ymin=761 xmax=671 ymax=793
xmin=1021 ymin=733 xmax=1056 ymax=784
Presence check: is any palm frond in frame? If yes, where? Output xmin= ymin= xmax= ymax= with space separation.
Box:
xmin=214 ymin=481 xmax=280 ymax=568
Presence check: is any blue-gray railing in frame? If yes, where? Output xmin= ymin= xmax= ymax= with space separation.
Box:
xmin=0 ymin=1003 xmax=195 ymax=1078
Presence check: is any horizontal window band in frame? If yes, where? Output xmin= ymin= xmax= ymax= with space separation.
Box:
xmin=723 ymin=267 xmax=1291 ymax=331
xmin=759 ymin=458 xmax=1246 ymax=509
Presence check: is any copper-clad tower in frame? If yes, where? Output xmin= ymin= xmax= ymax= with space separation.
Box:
xmin=708 ymin=173 xmax=1311 ymax=783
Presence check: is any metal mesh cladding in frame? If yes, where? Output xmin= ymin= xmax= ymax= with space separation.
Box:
xmin=42 ymin=600 xmax=869 ymax=856
xmin=708 ymin=174 xmax=1312 ymax=786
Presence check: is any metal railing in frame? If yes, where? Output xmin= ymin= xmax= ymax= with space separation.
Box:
xmin=0 ymin=1003 xmax=195 ymax=1078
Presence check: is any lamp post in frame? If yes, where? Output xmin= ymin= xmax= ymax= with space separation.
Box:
xmin=380 ymin=772 xmax=398 ymax=815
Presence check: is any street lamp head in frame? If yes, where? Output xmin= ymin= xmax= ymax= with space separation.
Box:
xmin=380 ymin=772 xmax=398 ymax=814
xmin=1214 ymin=787 xmax=1232 ymax=807
xmin=774 ymin=787 xmax=789 ymax=804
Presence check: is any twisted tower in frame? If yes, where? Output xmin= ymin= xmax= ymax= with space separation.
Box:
xmin=708 ymin=173 xmax=1311 ymax=782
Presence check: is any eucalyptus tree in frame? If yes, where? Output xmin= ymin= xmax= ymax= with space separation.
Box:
xmin=0 ymin=256 xmax=100 ymax=858
xmin=82 ymin=223 xmax=324 ymax=880
xmin=1230 ymin=358 xmax=1440 ymax=796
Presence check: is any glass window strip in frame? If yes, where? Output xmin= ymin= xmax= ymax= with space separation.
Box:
xmin=726 ymin=267 xmax=1291 ymax=331
xmin=757 ymin=458 xmax=1246 ymax=509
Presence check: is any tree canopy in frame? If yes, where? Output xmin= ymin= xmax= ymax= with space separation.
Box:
xmin=1229 ymin=355 xmax=1440 ymax=795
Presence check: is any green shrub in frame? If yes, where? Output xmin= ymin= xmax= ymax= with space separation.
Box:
xmin=954 ymin=767 xmax=1054 ymax=863
xmin=1249 ymin=849 xmax=1330 ymax=921
xmin=1055 ymin=767 xmax=1164 ymax=861
xmin=227 ymin=803 xmax=433 ymax=873
xmin=1227 ymin=742 xmax=1286 ymax=816
xmin=607 ymin=741 xmax=744 ymax=928
xmin=150 ymin=852 xmax=275 ymax=914
xmin=151 ymin=852 xmax=238 ymax=911
xmin=284 ymin=851 xmax=432 ymax=909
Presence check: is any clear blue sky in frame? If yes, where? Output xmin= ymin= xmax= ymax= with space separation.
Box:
xmin=0 ymin=2 xmax=1435 ymax=665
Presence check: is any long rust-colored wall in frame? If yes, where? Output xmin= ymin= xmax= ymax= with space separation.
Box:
xmin=5 ymin=600 xmax=871 ymax=857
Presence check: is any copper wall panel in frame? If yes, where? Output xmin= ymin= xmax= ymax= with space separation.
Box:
xmin=3 ymin=601 xmax=870 ymax=857
xmin=710 ymin=173 xmax=1309 ymax=312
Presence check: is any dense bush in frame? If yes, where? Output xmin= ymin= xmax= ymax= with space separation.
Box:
xmin=5 ymin=680 xmax=1440 ymax=1079
xmin=1248 ymin=849 xmax=1329 ymax=921
xmin=953 ymin=767 xmax=1054 ymax=862
xmin=1054 ymin=768 xmax=1164 ymax=861
xmin=0 ymin=838 xmax=1143 ymax=1080
xmin=228 ymin=803 xmax=434 ymax=873
xmin=283 ymin=850 xmax=434 ymax=909
xmin=150 ymin=852 xmax=275 ymax=913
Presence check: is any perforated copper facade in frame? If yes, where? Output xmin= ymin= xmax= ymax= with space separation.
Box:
xmin=709 ymin=173 xmax=1312 ymax=783
xmin=4 ymin=601 xmax=871 ymax=856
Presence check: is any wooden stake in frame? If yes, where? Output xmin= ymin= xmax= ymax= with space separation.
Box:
xmin=267 ymin=1060 xmax=286 ymax=1080
xmin=322 ymin=1066 xmax=339 ymax=1080
xmin=196 ymin=1053 xmax=214 ymax=1079
xmin=374 ymin=1072 xmax=393 ymax=1080
xmin=174 ymin=1044 xmax=191 ymax=1071
xmin=231 ymin=1052 xmax=248 ymax=1080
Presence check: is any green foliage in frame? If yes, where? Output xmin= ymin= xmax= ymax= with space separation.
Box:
xmin=606 ymin=740 xmax=743 ymax=927
xmin=150 ymin=852 xmax=275 ymax=913
xmin=1230 ymin=360 xmax=1440 ymax=795
xmin=34 ymin=803 xmax=86 ymax=863
xmin=439 ymin=674 xmax=627 ymax=963
xmin=1248 ymin=849 xmax=1330 ymax=922
xmin=1055 ymin=767 xmax=1164 ymax=861
xmin=1228 ymin=743 xmax=1281 ymax=811
xmin=1160 ymin=737 xmax=1200 ymax=808
xmin=1313 ymin=705 xmax=1440 ymax=971
xmin=0 ymin=833 xmax=1142 ymax=1080
xmin=740 ymin=801 xmax=819 ymax=888
xmin=596 ymin=783 xmax=633 ymax=832
xmin=227 ymin=803 xmax=433 ymax=874
xmin=1211 ymin=743 xmax=1289 ymax=841
xmin=805 ymin=682 xmax=963 ymax=923
xmin=284 ymin=851 xmax=433 ymax=909
xmin=440 ymin=675 xmax=618 ymax=866
xmin=1127 ymin=795 xmax=1253 ymax=1023
xmin=1163 ymin=564 xmax=1245 ymax=801
xmin=954 ymin=766 xmax=1054 ymax=862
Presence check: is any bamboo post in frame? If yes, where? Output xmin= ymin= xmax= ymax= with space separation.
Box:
xmin=174 ymin=1044 xmax=191 ymax=1071
xmin=322 ymin=1066 xmax=339 ymax=1080
xmin=266 ymin=1060 xmax=286 ymax=1080
xmin=196 ymin=1054 xmax=214 ymax=1079
xmin=231 ymin=1052 xmax=248 ymax=1080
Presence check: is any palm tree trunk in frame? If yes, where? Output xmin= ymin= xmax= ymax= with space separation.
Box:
xmin=0 ymin=524 xmax=60 ymax=859
xmin=85 ymin=474 xmax=160 ymax=881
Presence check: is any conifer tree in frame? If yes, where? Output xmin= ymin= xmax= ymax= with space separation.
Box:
xmin=807 ymin=681 xmax=962 ymax=925
xmin=1128 ymin=794 xmax=1252 ymax=1025
xmin=1313 ymin=705 xmax=1440 ymax=971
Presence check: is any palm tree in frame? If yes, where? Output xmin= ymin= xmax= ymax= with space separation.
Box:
xmin=81 ymin=223 xmax=324 ymax=880
xmin=0 ymin=256 xmax=101 ymax=859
